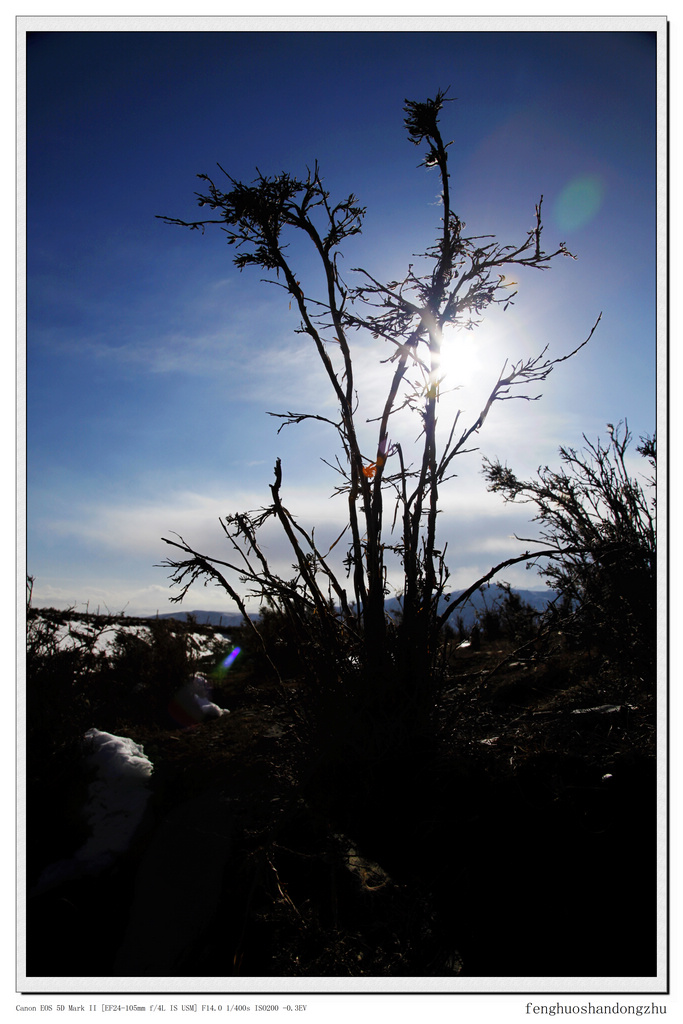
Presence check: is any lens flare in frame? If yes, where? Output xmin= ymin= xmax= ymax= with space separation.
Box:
xmin=207 ymin=645 xmax=242 ymax=682
xmin=222 ymin=647 xmax=241 ymax=670
xmin=554 ymin=174 xmax=605 ymax=232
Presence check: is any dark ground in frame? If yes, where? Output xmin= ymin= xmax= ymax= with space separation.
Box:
xmin=25 ymin=633 xmax=658 ymax=982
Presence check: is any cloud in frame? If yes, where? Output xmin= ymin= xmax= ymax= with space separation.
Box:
xmin=36 ymin=456 xmax=549 ymax=612
xmin=28 ymin=304 xmax=593 ymax=618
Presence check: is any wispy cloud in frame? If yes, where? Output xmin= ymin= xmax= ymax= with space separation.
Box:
xmin=30 ymin=451 xmax=553 ymax=616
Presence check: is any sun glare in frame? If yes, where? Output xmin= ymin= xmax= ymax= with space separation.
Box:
xmin=435 ymin=329 xmax=485 ymax=392
xmin=431 ymin=313 xmax=525 ymax=419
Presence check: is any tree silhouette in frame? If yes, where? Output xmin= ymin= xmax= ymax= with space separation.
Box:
xmin=158 ymin=90 xmax=600 ymax=742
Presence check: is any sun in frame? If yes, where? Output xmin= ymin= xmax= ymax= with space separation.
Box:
xmin=433 ymin=306 xmax=527 ymax=406
xmin=433 ymin=329 xmax=485 ymax=393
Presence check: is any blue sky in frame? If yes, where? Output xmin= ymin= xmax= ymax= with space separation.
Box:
xmin=25 ymin=25 xmax=661 ymax=617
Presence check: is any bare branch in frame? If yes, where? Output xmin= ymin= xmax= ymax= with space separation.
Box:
xmin=157 ymin=90 xmax=599 ymax=706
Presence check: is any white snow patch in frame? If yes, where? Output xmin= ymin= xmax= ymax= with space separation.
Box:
xmin=168 ymin=673 xmax=229 ymax=726
xmin=79 ymin=730 xmax=154 ymax=868
xmin=51 ymin=620 xmax=152 ymax=655
xmin=41 ymin=617 xmax=217 ymax=659
xmin=31 ymin=729 xmax=154 ymax=895
xmin=187 ymin=633 xmax=217 ymax=659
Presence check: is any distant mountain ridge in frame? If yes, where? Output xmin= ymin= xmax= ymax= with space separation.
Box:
xmin=151 ymin=587 xmax=558 ymax=632
xmin=386 ymin=587 xmax=558 ymax=630
xmin=150 ymin=610 xmax=248 ymax=628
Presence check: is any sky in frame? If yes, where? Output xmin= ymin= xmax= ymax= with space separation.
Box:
xmin=24 ymin=23 xmax=661 ymax=618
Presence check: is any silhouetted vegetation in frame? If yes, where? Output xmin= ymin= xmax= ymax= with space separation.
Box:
xmin=25 ymin=596 xmax=656 ymax=979
xmin=484 ymin=421 xmax=656 ymax=673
